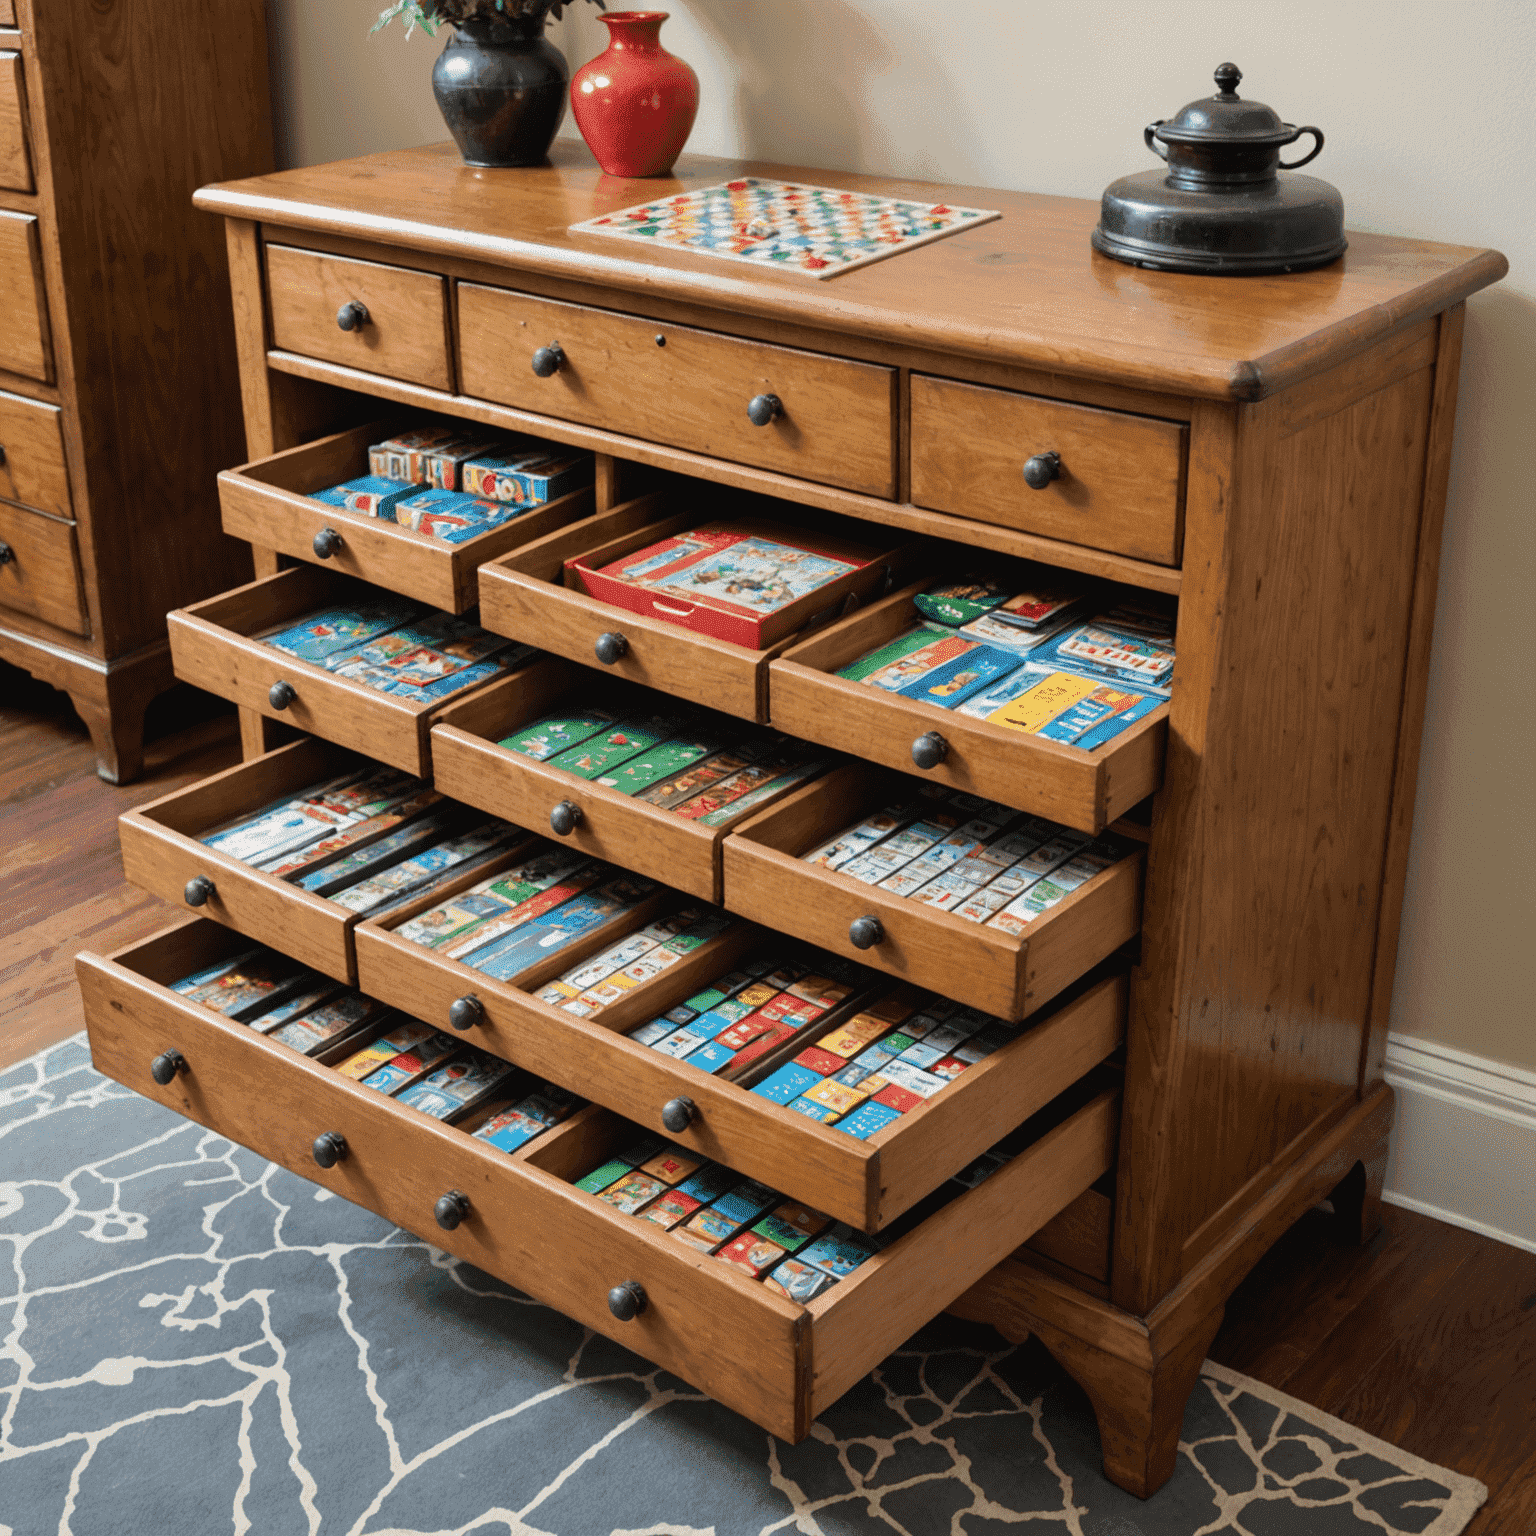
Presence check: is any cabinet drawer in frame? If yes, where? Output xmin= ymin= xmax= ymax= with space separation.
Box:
xmin=218 ymin=420 xmax=595 ymax=613
xmin=0 ymin=50 xmax=31 ymax=193
xmin=0 ymin=500 xmax=86 ymax=633
xmin=430 ymin=654 xmax=839 ymax=904
xmin=266 ymin=245 xmax=451 ymax=391
xmin=79 ymin=917 xmax=1117 ymax=1443
xmin=723 ymin=762 xmax=1143 ymax=1020
xmin=769 ymin=582 xmax=1168 ymax=834
xmin=910 ymin=375 xmax=1187 ymax=566
xmin=478 ymin=494 xmax=908 ymax=724
xmin=166 ymin=566 xmax=537 ymax=777
xmin=356 ymin=894 xmax=1124 ymax=1230
xmin=0 ymin=6 xmax=16 ymax=29
xmin=0 ymin=388 xmax=70 ymax=517
xmin=0 ymin=209 xmax=51 ymax=382
xmin=457 ymin=283 xmax=898 ymax=499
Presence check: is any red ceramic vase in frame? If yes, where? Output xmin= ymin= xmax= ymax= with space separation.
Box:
xmin=570 ymin=11 xmax=699 ymax=178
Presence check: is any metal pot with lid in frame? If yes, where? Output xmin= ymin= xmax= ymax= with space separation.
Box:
xmin=1093 ymin=64 xmax=1347 ymax=276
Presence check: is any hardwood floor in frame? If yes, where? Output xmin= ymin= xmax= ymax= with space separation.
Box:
xmin=3 ymin=665 xmax=1532 ymax=1532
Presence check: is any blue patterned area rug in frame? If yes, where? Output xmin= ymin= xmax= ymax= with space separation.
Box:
xmin=1 ymin=1035 xmax=1486 ymax=1536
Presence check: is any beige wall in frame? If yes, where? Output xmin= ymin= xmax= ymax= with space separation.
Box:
xmin=272 ymin=1 xmax=1535 ymax=1073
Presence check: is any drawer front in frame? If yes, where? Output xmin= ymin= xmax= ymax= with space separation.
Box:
xmin=430 ymin=659 xmax=727 ymax=904
xmin=770 ymin=582 xmax=1168 ymax=835
xmin=0 ymin=388 xmax=71 ymax=517
xmin=266 ymin=245 xmax=452 ymax=391
xmin=218 ymin=420 xmax=596 ymax=613
xmin=722 ymin=763 xmax=1144 ymax=1021
xmin=0 ymin=499 xmax=87 ymax=633
xmin=0 ymin=209 xmax=52 ymax=382
xmin=910 ymin=375 xmax=1187 ymax=566
xmin=458 ymin=283 xmax=898 ymax=499
xmin=79 ymin=919 xmax=1117 ymax=1441
xmin=0 ymin=50 xmax=31 ymax=193
xmin=0 ymin=6 xmax=16 ymax=28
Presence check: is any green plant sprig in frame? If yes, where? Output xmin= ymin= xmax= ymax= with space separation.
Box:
xmin=373 ymin=0 xmax=604 ymax=39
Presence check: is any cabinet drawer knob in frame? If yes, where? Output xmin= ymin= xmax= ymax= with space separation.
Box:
xmin=1022 ymin=451 xmax=1062 ymax=489
xmin=848 ymin=915 xmax=885 ymax=949
xmin=311 ymin=1131 xmax=348 ymax=1168
xmin=312 ymin=526 xmax=344 ymax=560
xmin=0 ymin=540 xmax=12 ymax=566
xmin=183 ymin=875 xmax=216 ymax=908
xmin=747 ymin=393 xmax=782 ymax=427
xmin=594 ymin=631 xmax=629 ymax=666
xmin=336 ymin=300 xmax=369 ymax=332
xmin=150 ymin=1049 xmax=187 ymax=1086
xmin=449 ymin=994 xmax=485 ymax=1031
xmin=268 ymin=679 xmax=297 ymax=712
xmin=435 ymin=1190 xmax=471 ymax=1230
xmin=531 ymin=343 xmax=565 ymax=377
xmin=661 ymin=1096 xmax=696 ymax=1133
xmin=911 ymin=730 xmax=949 ymax=770
xmin=607 ymin=1279 xmax=647 ymax=1321
xmin=550 ymin=800 xmax=583 ymax=837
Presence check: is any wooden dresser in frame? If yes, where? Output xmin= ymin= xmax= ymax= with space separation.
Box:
xmin=75 ymin=141 xmax=1505 ymax=1497
xmin=0 ymin=0 xmax=270 ymax=781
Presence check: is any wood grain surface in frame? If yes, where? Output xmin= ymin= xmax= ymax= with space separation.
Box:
xmin=0 ymin=498 xmax=83 ymax=632
xmin=0 ymin=386 xmax=69 ymax=516
xmin=0 ymin=49 xmax=30 ymax=192
xmin=0 ymin=208 xmax=50 ymax=381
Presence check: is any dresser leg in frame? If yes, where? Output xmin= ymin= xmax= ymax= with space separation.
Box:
xmin=71 ymin=689 xmax=146 ymax=786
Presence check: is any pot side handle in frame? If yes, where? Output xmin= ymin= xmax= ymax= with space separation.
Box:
xmin=1280 ymin=126 xmax=1324 ymax=170
xmin=1143 ymin=122 xmax=1170 ymax=161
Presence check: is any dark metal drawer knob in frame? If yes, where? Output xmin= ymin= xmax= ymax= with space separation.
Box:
xmin=911 ymin=730 xmax=949 ymax=770
xmin=183 ymin=875 xmax=216 ymax=908
xmin=268 ymin=679 xmax=297 ymax=711
xmin=661 ymin=1096 xmax=696 ymax=1133
xmin=594 ymin=631 xmax=628 ymax=665
xmin=747 ymin=392 xmax=782 ymax=427
xmin=150 ymin=1049 xmax=187 ymax=1086
xmin=0 ymin=540 xmax=12 ymax=565
xmin=435 ymin=1190 xmax=471 ymax=1230
xmin=449 ymin=994 xmax=484 ymax=1031
xmin=531 ymin=343 xmax=565 ymax=377
xmin=336 ymin=300 xmax=369 ymax=332
xmin=607 ymin=1280 xmax=647 ymax=1321
xmin=312 ymin=526 xmax=344 ymax=559
xmin=1022 ymin=451 xmax=1062 ymax=490
xmin=311 ymin=1131 xmax=347 ymax=1169
xmin=550 ymin=800 xmax=582 ymax=837
xmin=848 ymin=915 xmax=885 ymax=950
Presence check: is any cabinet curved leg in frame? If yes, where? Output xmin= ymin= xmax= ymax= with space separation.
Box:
xmin=69 ymin=688 xmax=146 ymax=786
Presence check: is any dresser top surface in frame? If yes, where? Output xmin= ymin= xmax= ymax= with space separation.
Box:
xmin=196 ymin=140 xmax=1505 ymax=403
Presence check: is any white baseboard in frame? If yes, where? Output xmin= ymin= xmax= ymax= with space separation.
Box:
xmin=1382 ymin=1032 xmax=1536 ymax=1254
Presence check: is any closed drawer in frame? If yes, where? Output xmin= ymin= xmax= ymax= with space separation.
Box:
xmin=723 ymin=762 xmax=1143 ymax=1020
xmin=218 ymin=420 xmax=595 ymax=614
xmin=0 ymin=500 xmax=86 ymax=633
xmin=266 ymin=245 xmax=451 ymax=391
xmin=166 ymin=566 xmax=536 ymax=777
xmin=0 ymin=209 xmax=52 ymax=382
xmin=477 ymin=494 xmax=908 ymax=725
xmin=430 ymin=655 xmax=838 ymax=904
xmin=0 ymin=49 xmax=31 ymax=193
xmin=355 ymin=894 xmax=1124 ymax=1230
xmin=0 ymin=7 xmax=16 ymax=29
xmin=0 ymin=388 xmax=70 ymax=517
xmin=457 ymin=283 xmax=898 ymax=499
xmin=78 ymin=916 xmax=1117 ymax=1443
xmin=910 ymin=375 xmax=1188 ymax=566
xmin=769 ymin=581 xmax=1169 ymax=834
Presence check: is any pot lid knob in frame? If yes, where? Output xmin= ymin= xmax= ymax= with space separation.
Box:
xmin=1214 ymin=62 xmax=1242 ymax=98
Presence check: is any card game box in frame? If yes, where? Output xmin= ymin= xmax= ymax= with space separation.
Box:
xmin=392 ymin=489 xmax=521 ymax=545
xmin=567 ymin=519 xmax=900 ymax=649
xmin=461 ymin=445 xmax=595 ymax=507
xmin=368 ymin=427 xmax=510 ymax=490
xmin=311 ymin=475 xmax=415 ymax=520
xmin=261 ymin=599 xmax=422 ymax=665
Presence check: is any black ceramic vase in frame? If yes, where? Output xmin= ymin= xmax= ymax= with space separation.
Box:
xmin=431 ymin=16 xmax=568 ymax=168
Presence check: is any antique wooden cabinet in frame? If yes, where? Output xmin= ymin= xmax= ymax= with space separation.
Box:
xmin=0 ymin=0 xmax=270 ymax=781
xmin=77 ymin=141 xmax=1504 ymax=1497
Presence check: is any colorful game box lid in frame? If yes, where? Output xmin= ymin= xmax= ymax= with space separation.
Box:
xmin=369 ymin=426 xmax=510 ymax=490
xmin=261 ymin=599 xmax=421 ymax=665
xmin=462 ymin=445 xmax=594 ymax=507
xmin=311 ymin=475 xmax=415 ymax=520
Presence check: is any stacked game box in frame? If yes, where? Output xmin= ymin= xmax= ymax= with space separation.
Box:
xmin=803 ymin=785 xmax=1131 ymax=933
xmin=500 ymin=691 xmax=832 ymax=827
xmin=839 ymin=567 xmax=1176 ymax=750
xmin=258 ymin=597 xmax=537 ymax=704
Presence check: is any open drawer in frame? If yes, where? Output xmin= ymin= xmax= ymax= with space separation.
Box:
xmin=166 ymin=565 xmax=542 ymax=776
xmin=430 ymin=654 xmax=839 ymax=903
xmin=217 ymin=420 xmax=595 ymax=613
xmin=477 ymin=492 xmax=913 ymax=724
xmin=769 ymin=581 xmax=1169 ymax=834
xmin=722 ymin=761 xmax=1144 ymax=1020
xmin=355 ymin=875 xmax=1125 ymax=1230
xmin=78 ymin=915 xmax=1117 ymax=1443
